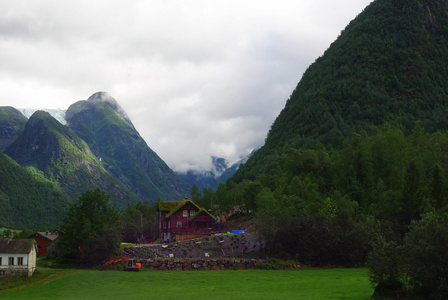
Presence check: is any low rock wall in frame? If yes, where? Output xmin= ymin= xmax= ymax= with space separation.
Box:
xmin=143 ymin=258 xmax=265 ymax=271
xmin=125 ymin=234 xmax=265 ymax=259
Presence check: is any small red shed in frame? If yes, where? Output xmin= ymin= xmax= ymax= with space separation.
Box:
xmin=28 ymin=231 xmax=59 ymax=256
xmin=158 ymin=199 xmax=217 ymax=243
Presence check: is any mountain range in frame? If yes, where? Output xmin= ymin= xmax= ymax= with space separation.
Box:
xmin=0 ymin=93 xmax=189 ymax=228
xmin=0 ymin=92 xmax=243 ymax=228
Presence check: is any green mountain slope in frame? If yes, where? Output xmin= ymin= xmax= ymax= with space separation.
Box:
xmin=5 ymin=110 xmax=139 ymax=207
xmin=0 ymin=107 xmax=27 ymax=151
xmin=0 ymin=151 xmax=71 ymax=229
xmin=66 ymin=92 xmax=191 ymax=202
xmin=233 ymin=0 xmax=448 ymax=181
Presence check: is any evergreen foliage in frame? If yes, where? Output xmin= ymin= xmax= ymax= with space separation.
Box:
xmin=368 ymin=212 xmax=448 ymax=299
xmin=201 ymin=122 xmax=448 ymax=267
xmin=59 ymin=189 xmax=121 ymax=266
xmin=119 ymin=200 xmax=158 ymax=243
xmin=0 ymin=151 xmax=71 ymax=229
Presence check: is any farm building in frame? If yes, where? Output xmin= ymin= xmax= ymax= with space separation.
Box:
xmin=0 ymin=239 xmax=37 ymax=277
xmin=28 ymin=231 xmax=59 ymax=256
xmin=158 ymin=199 xmax=217 ymax=242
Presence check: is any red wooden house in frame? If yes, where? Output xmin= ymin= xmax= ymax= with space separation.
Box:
xmin=158 ymin=199 xmax=217 ymax=243
xmin=28 ymin=231 xmax=59 ymax=256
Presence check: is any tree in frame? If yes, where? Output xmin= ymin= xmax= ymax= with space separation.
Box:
xmin=400 ymin=213 xmax=448 ymax=299
xmin=17 ymin=228 xmax=34 ymax=239
xmin=120 ymin=201 xmax=158 ymax=243
xmin=191 ymin=184 xmax=202 ymax=203
xmin=59 ymin=189 xmax=120 ymax=266
xmin=368 ymin=213 xmax=448 ymax=299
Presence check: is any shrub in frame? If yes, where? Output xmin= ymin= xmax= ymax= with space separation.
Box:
xmin=368 ymin=213 xmax=448 ymax=299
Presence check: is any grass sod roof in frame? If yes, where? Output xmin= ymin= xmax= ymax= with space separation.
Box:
xmin=158 ymin=200 xmax=187 ymax=212
xmin=159 ymin=199 xmax=216 ymax=221
xmin=164 ymin=200 xmax=202 ymax=219
xmin=0 ymin=239 xmax=37 ymax=254
xmin=189 ymin=208 xmax=217 ymax=222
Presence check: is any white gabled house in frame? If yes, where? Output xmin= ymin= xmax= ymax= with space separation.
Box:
xmin=0 ymin=239 xmax=38 ymax=277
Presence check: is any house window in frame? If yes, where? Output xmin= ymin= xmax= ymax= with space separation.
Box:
xmin=0 ymin=257 xmax=2 ymax=265
xmin=17 ymin=257 xmax=23 ymax=266
xmin=183 ymin=210 xmax=188 ymax=217
xmin=177 ymin=221 xmax=182 ymax=228
xmin=163 ymin=222 xmax=167 ymax=229
xmin=190 ymin=210 xmax=195 ymax=216
xmin=8 ymin=257 xmax=14 ymax=265
xmin=0 ymin=270 xmax=5 ymax=277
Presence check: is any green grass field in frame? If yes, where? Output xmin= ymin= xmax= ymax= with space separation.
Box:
xmin=0 ymin=268 xmax=373 ymax=299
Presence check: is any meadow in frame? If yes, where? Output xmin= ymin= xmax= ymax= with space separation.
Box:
xmin=0 ymin=268 xmax=373 ymax=299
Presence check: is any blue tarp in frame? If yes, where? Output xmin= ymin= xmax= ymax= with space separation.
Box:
xmin=231 ymin=230 xmax=247 ymax=234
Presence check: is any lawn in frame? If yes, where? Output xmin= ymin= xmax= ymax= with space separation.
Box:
xmin=0 ymin=268 xmax=372 ymax=299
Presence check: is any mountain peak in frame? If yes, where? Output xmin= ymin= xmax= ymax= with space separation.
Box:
xmin=68 ymin=92 xmax=133 ymax=126
xmin=87 ymin=91 xmax=115 ymax=103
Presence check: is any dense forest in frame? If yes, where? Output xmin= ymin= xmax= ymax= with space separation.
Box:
xmin=0 ymin=152 xmax=71 ymax=229
xmin=233 ymin=0 xmax=448 ymax=182
xmin=192 ymin=122 xmax=448 ymax=298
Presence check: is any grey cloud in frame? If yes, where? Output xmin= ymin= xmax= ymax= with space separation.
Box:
xmin=0 ymin=0 xmax=373 ymax=172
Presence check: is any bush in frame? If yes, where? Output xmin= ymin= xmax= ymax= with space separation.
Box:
xmin=400 ymin=213 xmax=448 ymax=299
xmin=368 ymin=212 xmax=448 ymax=299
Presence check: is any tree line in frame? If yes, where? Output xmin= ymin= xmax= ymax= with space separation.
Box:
xmin=193 ymin=121 xmax=448 ymax=298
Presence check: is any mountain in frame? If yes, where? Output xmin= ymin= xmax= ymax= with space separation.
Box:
xmin=65 ymin=92 xmax=191 ymax=202
xmin=20 ymin=108 xmax=67 ymax=125
xmin=232 ymin=0 xmax=448 ymax=182
xmin=5 ymin=110 xmax=139 ymax=207
xmin=0 ymin=107 xmax=27 ymax=151
xmin=0 ymin=151 xmax=72 ymax=229
xmin=178 ymin=155 xmax=250 ymax=190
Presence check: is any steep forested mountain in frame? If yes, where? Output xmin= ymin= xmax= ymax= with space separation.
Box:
xmin=0 ymin=107 xmax=27 ymax=151
xmin=5 ymin=110 xmax=139 ymax=207
xmin=66 ymin=92 xmax=190 ymax=202
xmin=0 ymin=151 xmax=71 ymax=229
xmin=233 ymin=0 xmax=448 ymax=181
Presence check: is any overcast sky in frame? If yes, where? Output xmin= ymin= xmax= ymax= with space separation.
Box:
xmin=0 ymin=0 xmax=372 ymax=173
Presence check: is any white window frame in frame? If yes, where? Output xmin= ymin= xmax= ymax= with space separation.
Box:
xmin=8 ymin=257 xmax=14 ymax=265
xmin=190 ymin=210 xmax=195 ymax=216
xmin=183 ymin=210 xmax=188 ymax=217
xmin=177 ymin=221 xmax=182 ymax=228
xmin=17 ymin=257 xmax=23 ymax=266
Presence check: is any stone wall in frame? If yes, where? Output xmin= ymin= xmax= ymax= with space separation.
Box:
xmin=142 ymin=258 xmax=265 ymax=271
xmin=124 ymin=234 xmax=265 ymax=259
